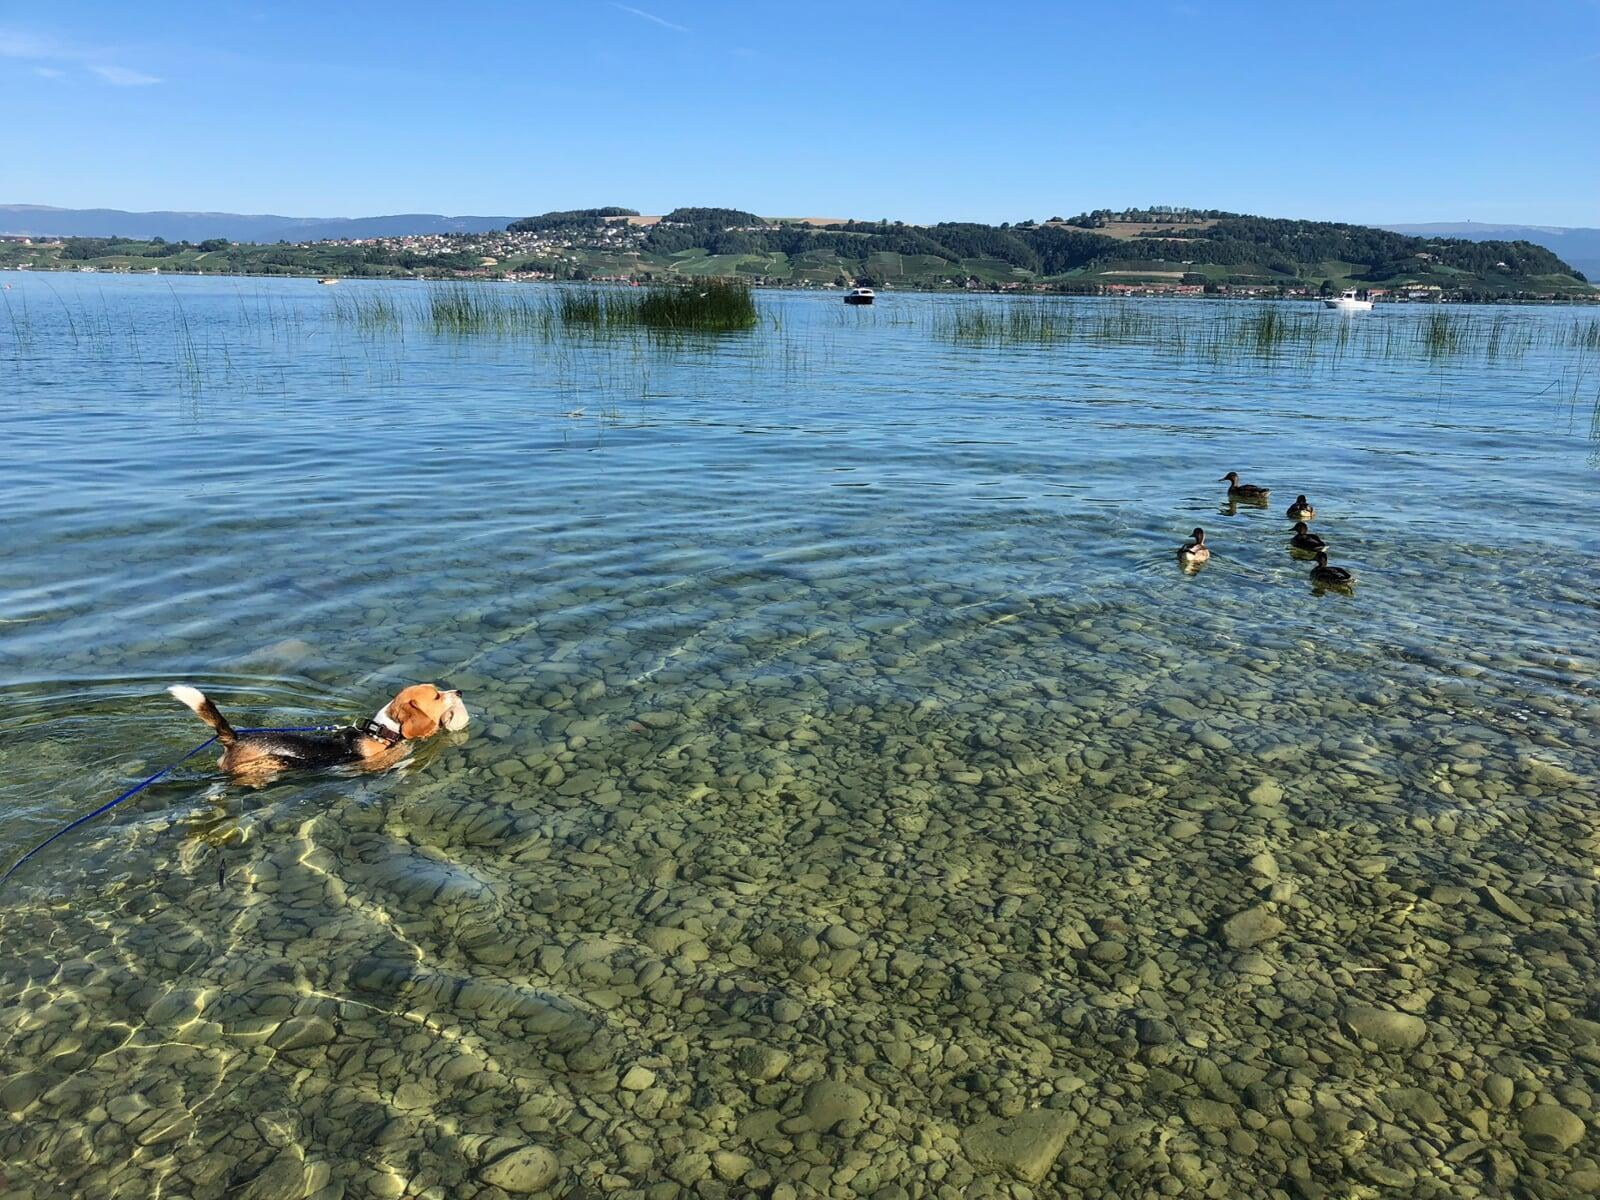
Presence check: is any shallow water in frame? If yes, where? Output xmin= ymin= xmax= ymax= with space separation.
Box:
xmin=3 ymin=274 xmax=1599 ymax=1199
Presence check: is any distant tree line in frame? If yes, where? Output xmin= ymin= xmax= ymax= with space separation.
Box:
xmin=1118 ymin=216 xmax=1575 ymax=280
xmin=659 ymin=207 xmax=764 ymax=226
xmin=1062 ymin=207 xmax=1229 ymax=228
xmin=506 ymin=207 xmax=638 ymax=232
xmin=628 ymin=210 xmax=1583 ymax=282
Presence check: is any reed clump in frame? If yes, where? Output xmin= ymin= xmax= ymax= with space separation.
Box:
xmin=928 ymin=295 xmax=1600 ymax=371
xmin=1421 ymin=310 xmax=1468 ymax=358
xmin=633 ymin=279 xmax=759 ymax=332
xmin=332 ymin=290 xmax=402 ymax=332
xmin=936 ymin=299 xmax=1081 ymax=345
xmin=1561 ymin=318 xmax=1600 ymax=351
xmin=412 ymin=279 xmax=758 ymax=337
xmin=556 ymin=289 xmax=607 ymax=328
xmin=427 ymin=285 xmax=548 ymax=336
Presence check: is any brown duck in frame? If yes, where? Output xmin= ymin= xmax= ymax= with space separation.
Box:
xmin=1310 ymin=551 xmax=1354 ymax=586
xmin=1219 ymin=471 xmax=1270 ymax=500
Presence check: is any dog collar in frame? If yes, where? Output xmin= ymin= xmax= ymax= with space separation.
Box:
xmin=357 ymin=719 xmax=404 ymax=745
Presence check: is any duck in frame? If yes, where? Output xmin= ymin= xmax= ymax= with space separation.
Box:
xmin=1177 ymin=527 xmax=1210 ymax=565
xmin=1286 ymin=494 xmax=1315 ymax=520
xmin=1289 ymin=521 xmax=1326 ymax=552
xmin=1219 ymin=471 xmax=1270 ymax=500
xmin=1310 ymin=551 xmax=1354 ymax=586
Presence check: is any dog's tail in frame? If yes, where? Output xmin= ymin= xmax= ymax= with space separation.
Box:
xmin=167 ymin=685 xmax=236 ymax=745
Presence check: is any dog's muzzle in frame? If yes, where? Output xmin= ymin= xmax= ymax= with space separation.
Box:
xmin=442 ymin=691 xmax=470 ymax=731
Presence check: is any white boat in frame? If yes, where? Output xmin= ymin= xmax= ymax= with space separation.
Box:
xmin=1323 ymin=288 xmax=1372 ymax=311
xmin=317 ymin=277 xmax=340 ymax=286
xmin=843 ymin=286 xmax=875 ymax=306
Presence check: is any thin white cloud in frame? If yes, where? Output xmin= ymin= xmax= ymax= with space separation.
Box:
xmin=612 ymin=4 xmax=688 ymax=33
xmin=0 ymin=25 xmax=160 ymax=84
xmin=90 ymin=64 xmax=160 ymax=86
xmin=0 ymin=29 xmax=57 ymax=58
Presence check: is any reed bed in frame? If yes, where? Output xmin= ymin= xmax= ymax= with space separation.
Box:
xmin=1560 ymin=318 xmax=1600 ymax=351
xmin=330 ymin=290 xmax=404 ymax=333
xmin=553 ymin=280 xmax=759 ymax=333
xmin=929 ymin=298 xmax=1597 ymax=371
xmin=936 ymin=302 xmax=1079 ymax=345
xmin=325 ymin=279 xmax=761 ymax=338
xmin=635 ymin=280 xmax=759 ymax=332
xmin=426 ymin=285 xmax=552 ymax=337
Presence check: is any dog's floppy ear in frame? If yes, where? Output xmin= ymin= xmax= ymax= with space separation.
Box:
xmin=388 ymin=690 xmax=440 ymax=740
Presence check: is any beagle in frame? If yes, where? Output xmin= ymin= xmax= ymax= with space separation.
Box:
xmin=168 ymin=684 xmax=468 ymax=778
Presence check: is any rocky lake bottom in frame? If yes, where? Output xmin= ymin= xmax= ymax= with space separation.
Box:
xmin=2 ymin=278 xmax=1598 ymax=1199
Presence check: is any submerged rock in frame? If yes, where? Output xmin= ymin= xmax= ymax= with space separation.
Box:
xmin=1520 ymin=1105 xmax=1586 ymax=1152
xmin=479 ymin=1144 xmax=559 ymax=1192
xmin=1219 ymin=905 xmax=1285 ymax=950
xmin=1183 ymin=1098 xmax=1239 ymax=1130
xmin=801 ymin=1080 xmax=869 ymax=1131
xmin=236 ymin=1152 xmax=307 ymax=1200
xmin=1345 ymin=1005 xmax=1428 ymax=1050
xmin=962 ymin=1108 xmax=1078 ymax=1183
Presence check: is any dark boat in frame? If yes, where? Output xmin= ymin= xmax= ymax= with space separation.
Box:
xmin=843 ymin=287 xmax=875 ymax=306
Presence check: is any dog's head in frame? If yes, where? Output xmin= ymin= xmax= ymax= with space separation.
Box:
xmin=386 ymin=684 xmax=470 ymax=739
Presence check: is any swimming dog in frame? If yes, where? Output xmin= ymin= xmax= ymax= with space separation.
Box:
xmin=168 ymin=684 xmax=468 ymax=778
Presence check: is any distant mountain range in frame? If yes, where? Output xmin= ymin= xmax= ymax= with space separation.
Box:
xmin=1383 ymin=223 xmax=1599 ymax=282
xmin=0 ymin=204 xmax=516 ymax=243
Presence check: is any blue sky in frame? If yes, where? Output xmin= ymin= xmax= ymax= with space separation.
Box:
xmin=3 ymin=1 xmax=1597 ymax=226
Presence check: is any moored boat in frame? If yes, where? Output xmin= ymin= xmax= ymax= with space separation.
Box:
xmin=843 ymin=286 xmax=875 ymax=306
xmin=1323 ymin=288 xmax=1372 ymax=311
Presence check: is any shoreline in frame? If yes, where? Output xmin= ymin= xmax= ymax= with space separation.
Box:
xmin=5 ymin=263 xmax=1596 ymax=306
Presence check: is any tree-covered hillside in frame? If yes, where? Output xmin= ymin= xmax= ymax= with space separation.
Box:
xmin=1120 ymin=214 xmax=1577 ymax=281
xmin=603 ymin=209 xmax=1587 ymax=289
xmin=495 ymin=206 xmax=1588 ymax=295
xmin=4 ymin=205 xmax=1590 ymax=298
xmin=506 ymin=208 xmax=638 ymax=232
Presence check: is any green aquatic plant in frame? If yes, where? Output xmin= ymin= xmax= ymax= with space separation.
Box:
xmin=555 ymin=288 xmax=608 ymax=328
xmin=426 ymin=284 xmax=545 ymax=336
xmin=552 ymin=280 xmax=759 ymax=334
xmin=427 ymin=284 xmax=496 ymax=335
xmin=933 ymin=299 xmax=1082 ymax=345
xmin=331 ymin=289 xmax=403 ymax=333
xmin=925 ymin=294 xmax=1600 ymax=373
xmin=1562 ymin=318 xmax=1600 ymax=352
xmin=169 ymin=285 xmax=201 ymax=390
xmin=1421 ymin=310 xmax=1468 ymax=358
xmin=2 ymin=286 xmax=33 ymax=353
xmin=634 ymin=279 xmax=759 ymax=332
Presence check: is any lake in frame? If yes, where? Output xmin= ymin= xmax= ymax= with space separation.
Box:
xmin=3 ymin=273 xmax=1598 ymax=1198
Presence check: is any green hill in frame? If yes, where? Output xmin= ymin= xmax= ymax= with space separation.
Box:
xmin=582 ymin=207 xmax=1589 ymax=297
xmin=3 ymin=206 xmax=1591 ymax=300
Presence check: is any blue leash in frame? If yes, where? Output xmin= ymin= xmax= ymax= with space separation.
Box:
xmin=0 ymin=724 xmax=339 ymax=887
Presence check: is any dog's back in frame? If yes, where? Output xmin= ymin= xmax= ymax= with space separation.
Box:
xmin=169 ymin=685 xmax=369 ymax=774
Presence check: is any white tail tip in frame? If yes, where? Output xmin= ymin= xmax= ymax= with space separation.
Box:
xmin=168 ymin=685 xmax=207 ymax=712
